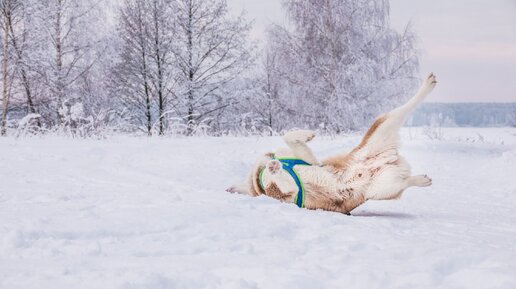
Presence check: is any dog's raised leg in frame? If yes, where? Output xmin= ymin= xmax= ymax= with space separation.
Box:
xmin=366 ymin=74 xmax=437 ymax=147
xmin=282 ymin=130 xmax=320 ymax=165
xmin=380 ymin=74 xmax=438 ymax=131
xmin=323 ymin=74 xmax=437 ymax=168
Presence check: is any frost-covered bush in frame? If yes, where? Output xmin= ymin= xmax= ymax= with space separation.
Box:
xmin=53 ymin=102 xmax=114 ymax=138
xmin=165 ymin=116 xmax=211 ymax=137
xmin=15 ymin=114 xmax=43 ymax=137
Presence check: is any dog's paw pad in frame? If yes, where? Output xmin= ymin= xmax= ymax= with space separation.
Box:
xmin=267 ymin=160 xmax=282 ymax=174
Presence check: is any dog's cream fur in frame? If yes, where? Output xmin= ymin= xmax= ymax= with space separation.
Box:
xmin=228 ymin=74 xmax=437 ymax=214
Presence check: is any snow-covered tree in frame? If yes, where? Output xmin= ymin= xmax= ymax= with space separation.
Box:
xmin=4 ymin=0 xmax=45 ymax=130
xmin=111 ymin=0 xmax=175 ymax=136
xmin=42 ymin=0 xmax=104 ymax=125
xmin=0 ymin=0 xmax=421 ymax=136
xmin=267 ymin=0 xmax=419 ymax=132
xmin=149 ymin=0 xmax=175 ymax=135
xmin=0 ymin=0 xmax=12 ymax=135
xmin=171 ymin=0 xmax=255 ymax=135
xmin=239 ymin=45 xmax=285 ymax=135
xmin=0 ymin=0 xmax=108 ymax=131
xmin=111 ymin=0 xmax=155 ymax=135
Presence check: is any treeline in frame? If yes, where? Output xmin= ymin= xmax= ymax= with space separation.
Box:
xmin=409 ymin=103 xmax=516 ymax=127
xmin=1 ymin=0 xmax=419 ymax=136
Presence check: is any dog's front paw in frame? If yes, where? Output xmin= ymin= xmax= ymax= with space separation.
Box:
xmin=267 ymin=159 xmax=282 ymax=174
xmin=226 ymin=183 xmax=250 ymax=195
xmin=283 ymin=129 xmax=316 ymax=144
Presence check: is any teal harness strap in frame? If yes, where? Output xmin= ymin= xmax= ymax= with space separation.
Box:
xmin=259 ymin=158 xmax=311 ymax=208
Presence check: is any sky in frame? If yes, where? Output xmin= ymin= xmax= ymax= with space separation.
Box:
xmin=227 ymin=0 xmax=516 ymax=103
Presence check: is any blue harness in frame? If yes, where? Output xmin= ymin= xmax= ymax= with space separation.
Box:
xmin=259 ymin=158 xmax=311 ymax=208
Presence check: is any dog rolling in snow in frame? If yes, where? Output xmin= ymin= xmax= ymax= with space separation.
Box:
xmin=227 ymin=74 xmax=437 ymax=214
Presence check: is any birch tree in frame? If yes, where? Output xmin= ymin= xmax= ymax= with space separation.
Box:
xmin=0 ymin=0 xmax=13 ymax=135
xmin=149 ymin=0 xmax=174 ymax=135
xmin=240 ymin=46 xmax=285 ymax=134
xmin=171 ymin=0 xmax=254 ymax=134
xmin=37 ymin=0 xmax=102 ymax=126
xmin=112 ymin=0 xmax=153 ymax=135
xmin=6 ymin=0 xmax=41 ymax=129
xmin=111 ymin=0 xmax=175 ymax=135
xmin=8 ymin=2 xmax=35 ymax=117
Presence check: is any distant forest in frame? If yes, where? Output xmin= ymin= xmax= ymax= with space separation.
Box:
xmin=409 ymin=103 xmax=516 ymax=127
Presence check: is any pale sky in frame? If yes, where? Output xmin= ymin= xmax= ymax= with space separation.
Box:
xmin=227 ymin=0 xmax=516 ymax=103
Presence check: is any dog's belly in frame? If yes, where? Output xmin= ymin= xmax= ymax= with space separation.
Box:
xmin=295 ymin=166 xmax=363 ymax=213
xmin=296 ymin=152 xmax=411 ymax=213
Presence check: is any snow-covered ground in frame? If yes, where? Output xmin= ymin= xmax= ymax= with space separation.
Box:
xmin=1 ymin=127 xmax=516 ymax=289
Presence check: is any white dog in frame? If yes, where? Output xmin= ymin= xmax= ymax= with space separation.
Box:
xmin=228 ymin=74 xmax=437 ymax=214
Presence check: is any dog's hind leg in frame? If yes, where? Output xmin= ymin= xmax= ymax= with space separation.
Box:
xmin=366 ymin=173 xmax=432 ymax=201
xmin=282 ymin=130 xmax=320 ymax=165
xmin=384 ymin=73 xmax=437 ymax=128
xmin=323 ymin=74 xmax=437 ymax=167
xmin=406 ymin=175 xmax=432 ymax=187
xmin=354 ymin=74 xmax=437 ymax=155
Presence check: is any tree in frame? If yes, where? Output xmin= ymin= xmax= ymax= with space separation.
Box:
xmin=111 ymin=0 xmax=175 ymax=136
xmin=0 ymin=0 xmax=109 ymax=133
xmin=267 ymin=0 xmax=419 ymax=132
xmin=112 ymin=0 xmax=176 ymax=136
xmin=171 ymin=0 xmax=254 ymax=135
xmin=32 ymin=0 xmax=103 ymax=126
xmin=149 ymin=0 xmax=174 ymax=135
xmin=240 ymin=45 xmax=285 ymax=135
xmin=112 ymin=0 xmax=154 ymax=135
xmin=7 ymin=0 xmax=39 ymax=126
xmin=0 ymin=0 xmax=13 ymax=135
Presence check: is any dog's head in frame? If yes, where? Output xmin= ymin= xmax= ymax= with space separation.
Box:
xmin=248 ymin=154 xmax=298 ymax=202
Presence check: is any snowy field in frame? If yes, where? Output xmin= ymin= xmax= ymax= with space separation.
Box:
xmin=1 ymin=127 xmax=516 ymax=289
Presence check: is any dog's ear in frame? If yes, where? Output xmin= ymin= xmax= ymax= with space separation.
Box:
xmin=248 ymin=152 xmax=274 ymax=196
xmin=248 ymin=164 xmax=265 ymax=196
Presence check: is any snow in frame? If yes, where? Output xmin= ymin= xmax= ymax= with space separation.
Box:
xmin=1 ymin=127 xmax=516 ymax=289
